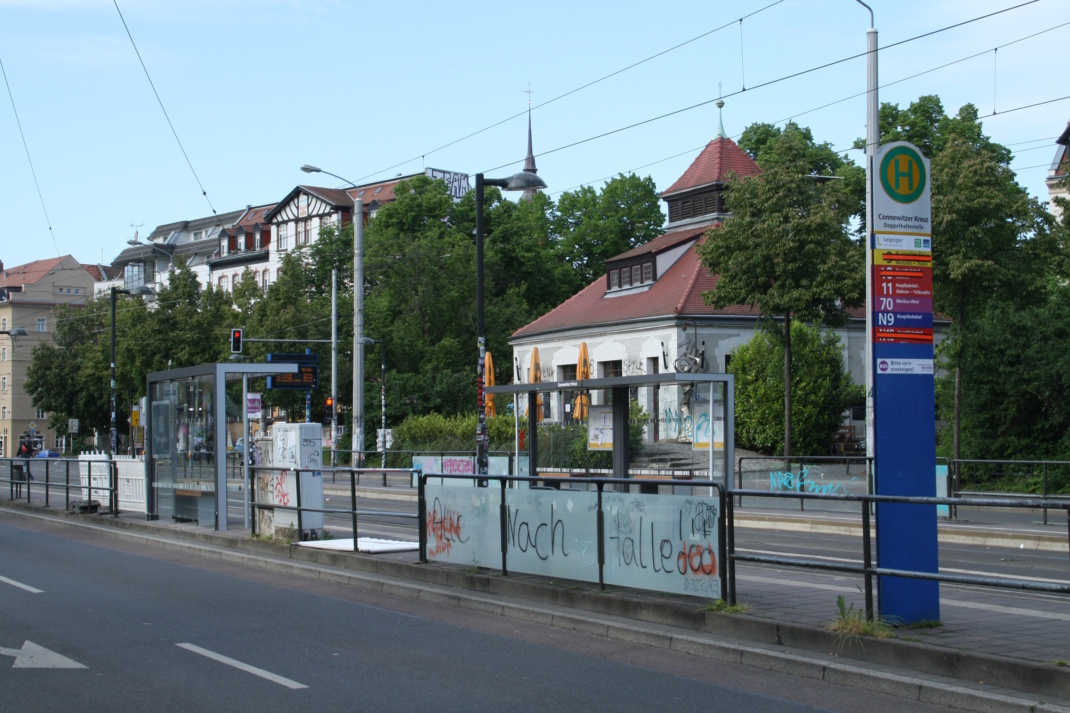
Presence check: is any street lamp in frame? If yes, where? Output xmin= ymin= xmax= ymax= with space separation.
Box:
xmin=0 ymin=328 xmax=29 ymax=337
xmin=111 ymin=284 xmax=155 ymax=456
xmin=359 ymin=337 xmax=386 ymax=468
xmin=474 ymin=171 xmax=547 ymax=479
xmin=301 ymin=164 xmax=363 ymax=465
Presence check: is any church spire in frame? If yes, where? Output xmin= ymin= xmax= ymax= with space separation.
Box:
xmin=715 ymin=89 xmax=726 ymax=140
xmin=521 ymin=88 xmax=540 ymax=201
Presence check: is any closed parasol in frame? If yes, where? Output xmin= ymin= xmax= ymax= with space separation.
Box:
xmin=524 ymin=347 xmax=544 ymax=422
xmin=572 ymin=342 xmax=590 ymax=420
xmin=484 ymin=351 xmax=497 ymax=418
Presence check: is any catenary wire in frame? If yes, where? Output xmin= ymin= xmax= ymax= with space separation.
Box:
xmin=478 ymin=0 xmax=1040 ymax=177
xmin=1 ymin=56 xmax=61 ymax=257
xmin=551 ymin=17 xmax=1068 ymax=195
xmin=350 ymin=0 xmax=786 ymax=184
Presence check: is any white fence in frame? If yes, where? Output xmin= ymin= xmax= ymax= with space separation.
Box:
xmin=78 ymin=452 xmax=146 ymax=513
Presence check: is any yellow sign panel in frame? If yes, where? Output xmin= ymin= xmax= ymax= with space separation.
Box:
xmin=873 ymin=250 xmax=933 ymax=268
xmin=130 ymin=411 xmax=140 ymax=427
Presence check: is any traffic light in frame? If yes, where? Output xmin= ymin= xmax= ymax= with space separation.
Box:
xmin=323 ymin=397 xmax=334 ymax=425
xmin=230 ymin=328 xmax=243 ymax=353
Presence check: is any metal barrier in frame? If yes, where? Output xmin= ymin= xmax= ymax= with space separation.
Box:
xmin=417 ymin=473 xmax=728 ymax=600
xmin=737 ymin=455 xmax=873 ymax=511
xmin=247 ymin=465 xmax=421 ymax=552
xmin=725 ymin=488 xmax=1070 ymax=620
xmin=1 ymin=457 xmax=117 ymax=514
xmin=952 ymin=458 xmax=1070 ymax=525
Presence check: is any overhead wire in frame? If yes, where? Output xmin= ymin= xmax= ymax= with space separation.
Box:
xmin=113 ymin=1 xmax=220 ymax=223
xmin=479 ymin=0 xmax=1041 ymax=177
xmin=553 ymin=16 xmax=1069 ymax=195
xmin=351 ymin=0 xmax=786 ymax=184
xmin=1 ymin=56 xmax=61 ymax=256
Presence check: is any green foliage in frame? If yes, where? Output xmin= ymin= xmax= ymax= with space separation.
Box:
xmin=552 ymin=173 xmax=664 ymax=288
xmin=937 ymin=280 xmax=1070 ymax=466
xmin=729 ymin=323 xmax=861 ymax=456
xmin=700 ymin=126 xmax=863 ymax=455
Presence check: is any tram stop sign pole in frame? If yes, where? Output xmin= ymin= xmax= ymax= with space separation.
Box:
xmin=871 ymin=141 xmax=940 ymax=624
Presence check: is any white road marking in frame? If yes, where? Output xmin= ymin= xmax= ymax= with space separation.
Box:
xmin=0 ymin=641 xmax=86 ymax=669
xmin=0 ymin=575 xmax=43 ymax=594
xmin=176 ymin=643 xmax=307 ymax=689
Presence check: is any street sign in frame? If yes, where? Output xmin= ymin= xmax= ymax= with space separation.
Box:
xmin=68 ymin=419 xmax=79 ymax=434
xmin=130 ymin=410 xmax=140 ymax=428
xmin=376 ymin=428 xmax=393 ymax=450
xmin=268 ymin=365 xmax=319 ymax=390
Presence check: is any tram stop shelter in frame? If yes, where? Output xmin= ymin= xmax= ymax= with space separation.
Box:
xmin=486 ymin=372 xmax=735 ymax=487
xmin=144 ymin=362 xmax=298 ymax=530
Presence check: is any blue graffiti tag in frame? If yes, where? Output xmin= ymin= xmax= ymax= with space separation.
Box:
xmin=769 ymin=469 xmax=858 ymax=495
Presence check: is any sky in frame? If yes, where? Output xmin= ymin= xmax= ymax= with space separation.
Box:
xmin=1 ymin=0 xmax=1067 ymax=271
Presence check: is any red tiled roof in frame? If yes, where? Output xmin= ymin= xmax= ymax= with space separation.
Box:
xmin=514 ymin=233 xmax=865 ymax=338
xmin=609 ymin=224 xmax=712 ymax=263
xmin=348 ymin=176 xmax=406 ymax=208
xmin=82 ymin=265 xmax=121 ymax=282
xmin=235 ymin=203 xmax=277 ymax=231
xmin=0 ymin=256 xmax=68 ymax=288
xmin=660 ymin=136 xmax=761 ymax=198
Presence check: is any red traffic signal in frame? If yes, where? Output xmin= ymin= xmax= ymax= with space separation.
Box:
xmin=230 ymin=328 xmax=243 ymax=353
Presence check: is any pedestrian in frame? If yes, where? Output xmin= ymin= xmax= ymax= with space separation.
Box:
xmin=17 ymin=440 xmax=34 ymax=459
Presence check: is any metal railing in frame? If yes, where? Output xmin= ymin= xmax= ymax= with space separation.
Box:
xmin=247 ymin=465 xmax=421 ymax=551
xmin=952 ymin=459 xmax=1070 ymax=525
xmin=725 ymin=488 xmax=1070 ymax=620
xmin=1 ymin=457 xmax=117 ymax=514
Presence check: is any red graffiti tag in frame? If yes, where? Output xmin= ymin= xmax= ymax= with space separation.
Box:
xmin=677 ymin=542 xmax=717 ymax=576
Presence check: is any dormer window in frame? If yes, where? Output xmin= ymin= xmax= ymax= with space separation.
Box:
xmin=620 ymin=268 xmax=631 ymax=288
xmin=609 ymin=270 xmax=619 ymax=289
xmin=643 ymin=263 xmax=653 ymax=282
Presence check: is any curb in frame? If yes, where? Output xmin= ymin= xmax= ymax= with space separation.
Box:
xmin=3 ymin=503 xmax=1069 ymax=712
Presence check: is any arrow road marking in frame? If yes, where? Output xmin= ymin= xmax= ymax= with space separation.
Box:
xmin=0 ymin=575 xmax=43 ymax=594
xmin=0 ymin=641 xmax=86 ymax=669
xmin=176 ymin=643 xmax=307 ymax=689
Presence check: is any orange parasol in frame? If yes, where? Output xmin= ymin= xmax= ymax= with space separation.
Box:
xmin=484 ymin=351 xmax=497 ymax=418
xmin=572 ymin=342 xmax=590 ymax=420
xmin=524 ymin=347 xmax=544 ymax=422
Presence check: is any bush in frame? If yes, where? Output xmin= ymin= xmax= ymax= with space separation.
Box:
xmin=729 ymin=322 xmax=862 ymax=456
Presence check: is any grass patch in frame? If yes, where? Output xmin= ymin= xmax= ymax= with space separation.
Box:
xmin=902 ymin=619 xmax=942 ymax=630
xmin=705 ymin=599 xmax=749 ymax=614
xmin=1051 ymin=660 xmax=1069 ymax=667
xmin=828 ymin=595 xmax=892 ymax=648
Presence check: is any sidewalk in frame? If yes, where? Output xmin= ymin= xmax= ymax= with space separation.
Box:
xmin=3 ymin=483 xmax=1070 ymax=712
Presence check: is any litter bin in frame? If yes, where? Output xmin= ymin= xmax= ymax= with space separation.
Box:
xmin=11 ymin=463 xmax=27 ymax=498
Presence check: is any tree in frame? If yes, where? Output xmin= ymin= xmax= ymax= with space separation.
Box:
xmin=741 ymin=122 xmax=866 ymax=233
xmin=552 ymin=173 xmax=664 ymax=288
xmin=729 ymin=322 xmax=862 ymax=456
xmin=931 ymin=134 xmax=1056 ymax=461
xmin=697 ymin=128 xmax=864 ymax=456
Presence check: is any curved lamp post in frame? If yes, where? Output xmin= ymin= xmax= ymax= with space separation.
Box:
xmin=301 ymin=164 xmax=360 ymax=464
xmin=474 ymin=170 xmax=547 ymax=480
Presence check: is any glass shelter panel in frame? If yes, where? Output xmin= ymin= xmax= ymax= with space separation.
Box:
xmin=152 ymin=377 xmax=216 ymax=524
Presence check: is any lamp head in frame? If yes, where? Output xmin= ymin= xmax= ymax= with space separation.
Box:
xmin=503 ymin=171 xmax=547 ymax=192
xmin=300 ymin=164 xmax=322 ymax=174
xmin=130 ymin=285 xmax=156 ymax=297
xmin=3 ymin=327 xmax=29 ymax=337
xmin=127 ymin=238 xmax=141 ymax=246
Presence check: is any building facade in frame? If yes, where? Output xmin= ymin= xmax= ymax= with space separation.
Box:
xmin=508 ymin=132 xmax=889 ymax=446
xmin=0 ymin=257 xmax=96 ymax=456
